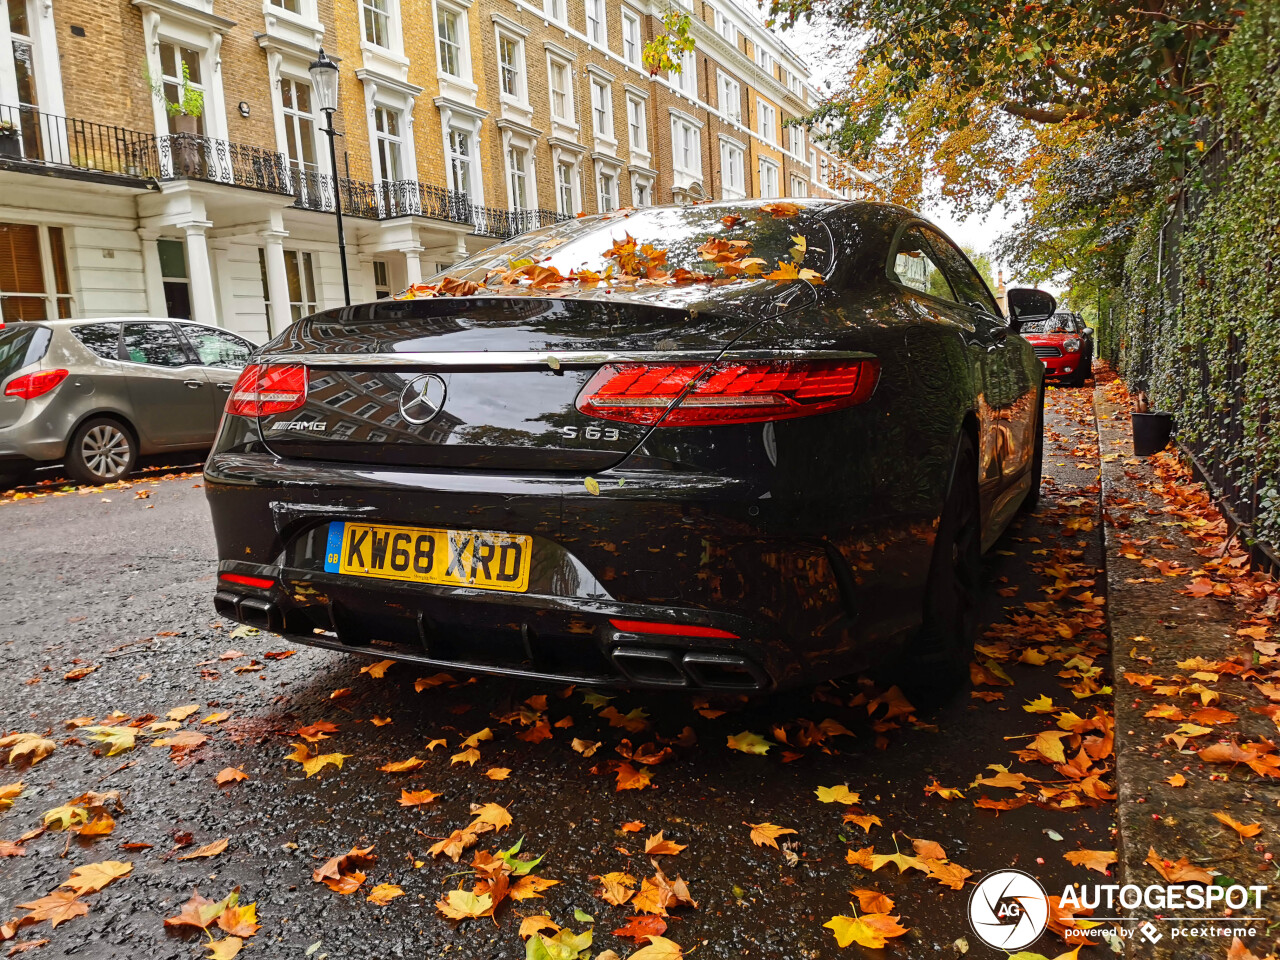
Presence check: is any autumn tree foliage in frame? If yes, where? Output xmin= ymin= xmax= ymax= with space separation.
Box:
xmin=769 ymin=0 xmax=1243 ymax=280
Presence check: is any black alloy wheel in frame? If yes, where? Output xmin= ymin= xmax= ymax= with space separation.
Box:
xmin=907 ymin=432 xmax=982 ymax=695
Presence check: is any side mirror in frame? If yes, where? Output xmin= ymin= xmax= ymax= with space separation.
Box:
xmin=1006 ymin=287 xmax=1057 ymax=329
xmin=1083 ymin=327 xmax=1095 ymax=337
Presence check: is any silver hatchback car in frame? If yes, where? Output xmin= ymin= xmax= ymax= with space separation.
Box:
xmin=0 ymin=318 xmax=257 ymax=487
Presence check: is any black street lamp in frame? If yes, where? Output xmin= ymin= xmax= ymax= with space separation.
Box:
xmin=308 ymin=49 xmax=351 ymax=306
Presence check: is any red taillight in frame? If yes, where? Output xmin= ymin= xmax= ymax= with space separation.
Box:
xmin=609 ymin=618 xmax=740 ymax=639
xmin=225 ymin=363 xmax=307 ymax=417
xmin=4 ymin=368 xmax=69 ymax=400
xmin=219 ymin=572 xmax=275 ymax=590
xmin=576 ymin=358 xmax=880 ymax=426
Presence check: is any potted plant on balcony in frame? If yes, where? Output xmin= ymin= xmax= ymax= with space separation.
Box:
xmin=0 ymin=119 xmax=19 ymax=160
xmin=149 ymin=61 xmax=204 ymax=176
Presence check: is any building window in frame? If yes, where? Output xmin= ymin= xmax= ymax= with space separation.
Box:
xmin=374 ymin=105 xmax=403 ymax=183
xmin=713 ymin=8 xmax=737 ymax=44
xmin=675 ymin=48 xmax=696 ymax=97
xmin=788 ymin=123 xmax=804 ymax=157
xmin=671 ymin=116 xmax=700 ymax=174
xmin=591 ymin=79 xmax=612 ymax=138
xmin=545 ymin=0 xmax=565 ymax=22
xmin=585 ymin=0 xmax=605 ymax=45
xmin=757 ymin=99 xmax=776 ymax=144
xmin=758 ymin=157 xmax=779 ymax=198
xmin=598 ymin=170 xmax=616 ymax=212
xmin=269 ymin=0 xmax=301 ymax=11
xmin=373 ymin=260 xmax=391 ymax=298
xmin=499 ymin=35 xmax=525 ymax=100
xmin=284 ymin=250 xmax=318 ymax=321
xmin=557 ymin=160 xmax=575 ymax=214
xmin=281 ymin=78 xmax=317 ymax=188
xmin=622 ymin=10 xmax=641 ymax=66
xmin=436 ymin=5 xmax=463 ymax=78
xmin=626 ymin=96 xmax=646 ymax=152
xmin=549 ymin=58 xmax=572 ymax=122
xmin=720 ymin=141 xmax=744 ymax=198
xmin=633 ymin=180 xmax=650 ymax=206
xmin=508 ymin=146 xmax=529 ymax=209
xmin=9 ymin=0 xmax=39 ymax=137
xmin=790 ymin=176 xmax=807 ymax=198
xmin=718 ymin=72 xmax=740 ymax=124
xmin=156 ymin=238 xmax=190 ymax=320
xmin=362 ymin=0 xmax=391 ymax=47
xmin=447 ymin=127 xmax=474 ymax=196
xmin=0 ymin=223 xmax=72 ymax=321
xmin=159 ymin=42 xmax=204 ymax=135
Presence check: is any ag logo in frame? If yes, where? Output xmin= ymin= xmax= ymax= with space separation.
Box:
xmin=967 ymin=869 xmax=1049 ymax=951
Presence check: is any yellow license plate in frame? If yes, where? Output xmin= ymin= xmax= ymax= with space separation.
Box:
xmin=324 ymin=522 xmax=531 ymax=593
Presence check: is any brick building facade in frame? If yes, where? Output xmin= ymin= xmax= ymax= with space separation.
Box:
xmin=0 ymin=0 xmax=854 ymax=340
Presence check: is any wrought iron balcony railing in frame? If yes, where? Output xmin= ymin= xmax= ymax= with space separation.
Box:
xmin=1 ymin=104 xmax=577 ymax=240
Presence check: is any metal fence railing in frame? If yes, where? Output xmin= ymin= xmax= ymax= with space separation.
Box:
xmin=2 ymin=103 xmax=577 ymax=242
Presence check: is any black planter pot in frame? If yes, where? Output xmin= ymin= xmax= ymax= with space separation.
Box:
xmin=1132 ymin=412 xmax=1174 ymax=456
xmin=0 ymin=136 xmax=20 ymax=159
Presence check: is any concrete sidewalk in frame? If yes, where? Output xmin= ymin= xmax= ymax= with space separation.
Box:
xmin=1097 ymin=376 xmax=1280 ymax=959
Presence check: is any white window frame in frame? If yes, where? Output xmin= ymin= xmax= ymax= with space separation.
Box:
xmin=670 ymin=114 xmax=701 ymax=176
xmin=597 ymin=167 xmax=617 ymax=212
xmin=719 ymin=137 xmax=744 ymax=199
xmin=788 ymin=123 xmax=804 ymax=158
xmin=675 ymin=47 xmax=697 ymax=97
xmin=590 ymin=77 xmax=613 ymax=140
xmin=621 ymin=9 xmax=641 ymax=67
xmin=547 ymin=55 xmax=574 ymax=124
xmin=717 ymin=71 xmax=740 ymax=124
xmin=497 ymin=31 xmax=527 ymax=103
xmin=360 ymin=0 xmax=397 ymax=50
xmin=758 ymin=156 xmax=779 ymax=198
xmin=556 ymin=158 xmax=578 ymax=214
xmin=507 ymin=144 xmax=530 ymax=209
xmin=713 ymin=7 xmax=737 ymax=45
xmin=789 ymin=174 xmax=807 ymax=198
xmin=545 ymin=0 xmax=566 ymax=23
xmin=757 ymin=98 xmax=776 ymax=145
xmin=626 ymin=95 xmax=647 ymax=153
xmin=585 ymin=0 xmax=606 ymax=47
xmin=434 ymin=2 xmax=471 ymax=82
xmin=447 ymin=125 xmax=477 ymax=197
xmin=373 ymin=103 xmax=405 ymax=184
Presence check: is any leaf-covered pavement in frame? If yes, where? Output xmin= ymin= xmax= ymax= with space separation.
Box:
xmin=1 ymin=384 xmax=1119 ymax=959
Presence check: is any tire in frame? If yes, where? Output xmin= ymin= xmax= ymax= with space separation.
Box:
xmin=908 ymin=432 xmax=981 ymax=695
xmin=1020 ymin=387 xmax=1045 ymax=513
xmin=1068 ymin=365 xmax=1088 ymax=387
xmin=66 ymin=417 xmax=136 ymax=485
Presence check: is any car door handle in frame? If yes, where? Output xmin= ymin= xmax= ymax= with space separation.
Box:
xmin=216 ymin=382 xmax=232 ymax=391
xmin=184 ymin=379 xmax=204 ymax=389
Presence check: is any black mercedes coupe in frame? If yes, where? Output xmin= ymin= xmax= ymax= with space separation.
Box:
xmin=205 ymin=200 xmax=1053 ymax=694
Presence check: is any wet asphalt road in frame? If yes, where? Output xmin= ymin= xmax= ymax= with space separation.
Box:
xmin=0 ymin=384 xmax=1110 ymax=960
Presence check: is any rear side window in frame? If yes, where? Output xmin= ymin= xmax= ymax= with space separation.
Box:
xmin=121 ymin=322 xmax=192 ymax=367
xmin=177 ymin=324 xmax=253 ymax=369
xmin=0 ymin=325 xmax=51 ymax=379
xmin=890 ymin=227 xmax=955 ymax=302
xmin=72 ymin=322 xmax=122 ymax=360
xmin=922 ymin=228 xmax=1001 ymax=316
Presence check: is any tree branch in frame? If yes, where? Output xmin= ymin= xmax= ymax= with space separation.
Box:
xmin=1001 ymin=101 xmax=1091 ymax=123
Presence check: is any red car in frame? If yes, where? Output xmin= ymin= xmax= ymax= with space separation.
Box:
xmin=1020 ymin=312 xmax=1093 ymax=386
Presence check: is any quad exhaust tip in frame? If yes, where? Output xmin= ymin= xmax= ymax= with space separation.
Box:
xmin=610 ymin=646 xmax=767 ymax=691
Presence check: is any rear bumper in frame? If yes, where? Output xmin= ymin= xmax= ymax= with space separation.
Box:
xmin=1037 ymin=352 xmax=1082 ymax=378
xmin=204 ymin=450 xmax=937 ymax=690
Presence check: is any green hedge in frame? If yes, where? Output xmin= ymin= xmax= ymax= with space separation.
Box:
xmin=1098 ymin=0 xmax=1280 ymax=550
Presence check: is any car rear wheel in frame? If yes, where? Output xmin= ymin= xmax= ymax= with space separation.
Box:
xmin=67 ymin=418 xmax=136 ymax=485
xmin=907 ymin=432 xmax=981 ymax=695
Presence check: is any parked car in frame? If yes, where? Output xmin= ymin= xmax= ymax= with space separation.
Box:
xmin=1020 ymin=311 xmax=1093 ymax=386
xmin=205 ymin=201 xmax=1053 ymax=694
xmin=0 ymin=318 xmax=257 ymax=487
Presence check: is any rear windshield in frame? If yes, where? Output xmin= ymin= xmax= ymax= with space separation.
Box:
xmin=0 ymin=325 xmax=51 ymax=379
xmin=1023 ymin=315 xmax=1079 ymax=334
xmin=439 ymin=204 xmax=833 ymax=286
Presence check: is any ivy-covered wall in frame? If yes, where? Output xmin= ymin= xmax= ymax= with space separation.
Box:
xmin=1098 ymin=0 xmax=1280 ymax=552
